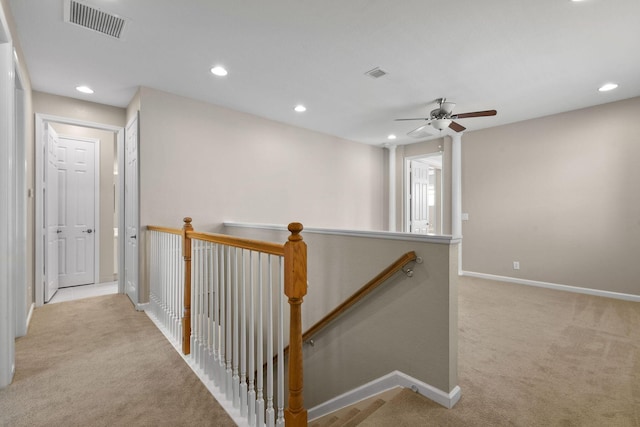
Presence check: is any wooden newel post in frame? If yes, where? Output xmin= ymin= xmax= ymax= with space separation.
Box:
xmin=284 ymin=222 xmax=308 ymax=427
xmin=182 ymin=217 xmax=193 ymax=355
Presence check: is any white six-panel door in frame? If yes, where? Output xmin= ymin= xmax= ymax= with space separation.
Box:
xmin=57 ymin=136 xmax=97 ymax=288
xmin=410 ymin=160 xmax=432 ymax=234
xmin=44 ymin=124 xmax=59 ymax=302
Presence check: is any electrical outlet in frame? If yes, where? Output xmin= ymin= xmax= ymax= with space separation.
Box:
xmin=513 ymin=261 xmax=520 ymax=270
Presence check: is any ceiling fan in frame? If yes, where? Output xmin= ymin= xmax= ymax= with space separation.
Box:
xmin=395 ymin=98 xmax=497 ymax=138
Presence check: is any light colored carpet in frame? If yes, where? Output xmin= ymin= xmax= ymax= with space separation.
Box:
xmin=0 ymin=294 xmax=236 ymax=427
xmin=361 ymin=276 xmax=640 ymax=426
xmin=3 ymin=278 xmax=639 ymax=426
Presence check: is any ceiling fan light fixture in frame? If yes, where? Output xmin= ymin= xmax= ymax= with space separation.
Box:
xmin=432 ymin=118 xmax=452 ymax=130
xmin=441 ymin=102 xmax=456 ymax=114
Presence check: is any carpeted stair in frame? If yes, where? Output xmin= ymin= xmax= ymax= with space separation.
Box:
xmin=310 ymin=387 xmax=426 ymax=427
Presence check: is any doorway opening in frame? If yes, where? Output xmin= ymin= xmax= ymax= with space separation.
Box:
xmin=35 ymin=114 xmax=125 ymax=307
xmin=405 ymin=153 xmax=443 ymax=234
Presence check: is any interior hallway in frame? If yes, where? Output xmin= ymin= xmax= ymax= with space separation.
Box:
xmin=47 ymin=281 xmax=118 ymax=304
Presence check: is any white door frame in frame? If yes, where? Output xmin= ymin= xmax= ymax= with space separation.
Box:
xmin=13 ymin=49 xmax=28 ymax=338
xmin=56 ymin=134 xmax=101 ymax=288
xmin=35 ymin=114 xmax=125 ymax=307
xmin=0 ymin=11 xmax=16 ymax=388
xmin=124 ymin=113 xmax=139 ymax=307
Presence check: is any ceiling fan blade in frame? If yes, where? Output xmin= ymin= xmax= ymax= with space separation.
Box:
xmin=449 ymin=121 xmax=466 ymax=132
xmin=407 ymin=124 xmax=435 ymax=138
xmin=394 ymin=118 xmax=429 ymax=121
xmin=453 ymin=110 xmax=497 ymax=119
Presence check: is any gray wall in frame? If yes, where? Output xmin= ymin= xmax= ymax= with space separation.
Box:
xmin=460 ymin=96 xmax=640 ymax=295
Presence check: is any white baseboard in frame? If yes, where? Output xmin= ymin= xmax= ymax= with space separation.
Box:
xmin=135 ymin=302 xmax=149 ymax=312
xmin=308 ymin=371 xmax=461 ymax=421
xmin=462 ymin=271 xmax=640 ymax=302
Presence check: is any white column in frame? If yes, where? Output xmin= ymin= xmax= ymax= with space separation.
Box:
xmin=451 ymin=133 xmax=462 ymax=239
xmin=384 ymin=144 xmax=397 ymax=232
xmin=451 ymin=133 xmax=464 ymax=275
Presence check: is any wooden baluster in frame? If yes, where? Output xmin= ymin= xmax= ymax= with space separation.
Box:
xmin=284 ymin=223 xmax=308 ymax=427
xmin=182 ymin=217 xmax=193 ymax=355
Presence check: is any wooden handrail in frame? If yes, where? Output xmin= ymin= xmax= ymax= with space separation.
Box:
xmin=147 ymin=225 xmax=286 ymax=254
xmin=302 ymin=251 xmax=417 ymax=342
xmin=187 ymin=230 xmax=285 ymax=255
xmin=147 ymin=225 xmax=182 ymax=235
xmin=273 ymin=251 xmax=417 ymax=365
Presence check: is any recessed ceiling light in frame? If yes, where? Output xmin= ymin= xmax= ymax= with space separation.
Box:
xmin=598 ymin=83 xmax=618 ymax=92
xmin=294 ymin=105 xmax=307 ymax=113
xmin=387 ymin=134 xmax=397 ymax=140
xmin=76 ymin=85 xmax=94 ymax=94
xmin=210 ymin=66 xmax=228 ymax=77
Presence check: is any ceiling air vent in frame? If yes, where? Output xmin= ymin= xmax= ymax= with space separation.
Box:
xmin=64 ymin=0 xmax=129 ymax=40
xmin=365 ymin=67 xmax=388 ymax=79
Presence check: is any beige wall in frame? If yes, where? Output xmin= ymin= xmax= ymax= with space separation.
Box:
xmin=137 ymin=87 xmax=386 ymax=303
xmin=32 ymin=91 xmax=126 ymax=127
xmin=461 ymin=96 xmax=640 ymax=295
xmin=126 ymin=88 xmax=140 ymax=123
xmin=138 ymin=87 xmax=385 ymax=232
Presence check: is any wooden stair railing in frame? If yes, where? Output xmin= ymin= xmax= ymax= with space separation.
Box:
xmin=301 ymin=251 xmax=417 ymax=343
xmin=147 ymin=218 xmax=308 ymax=427
xmin=275 ymin=251 xmax=417 ymax=361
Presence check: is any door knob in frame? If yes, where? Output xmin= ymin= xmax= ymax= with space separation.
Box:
xmin=83 ymin=229 xmax=93 ymax=234
xmin=131 ymin=235 xmax=137 ymax=239
xmin=56 ymin=229 xmax=62 ymax=234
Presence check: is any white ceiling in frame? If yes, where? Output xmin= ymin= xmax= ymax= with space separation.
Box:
xmin=9 ymin=0 xmax=640 ymax=145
